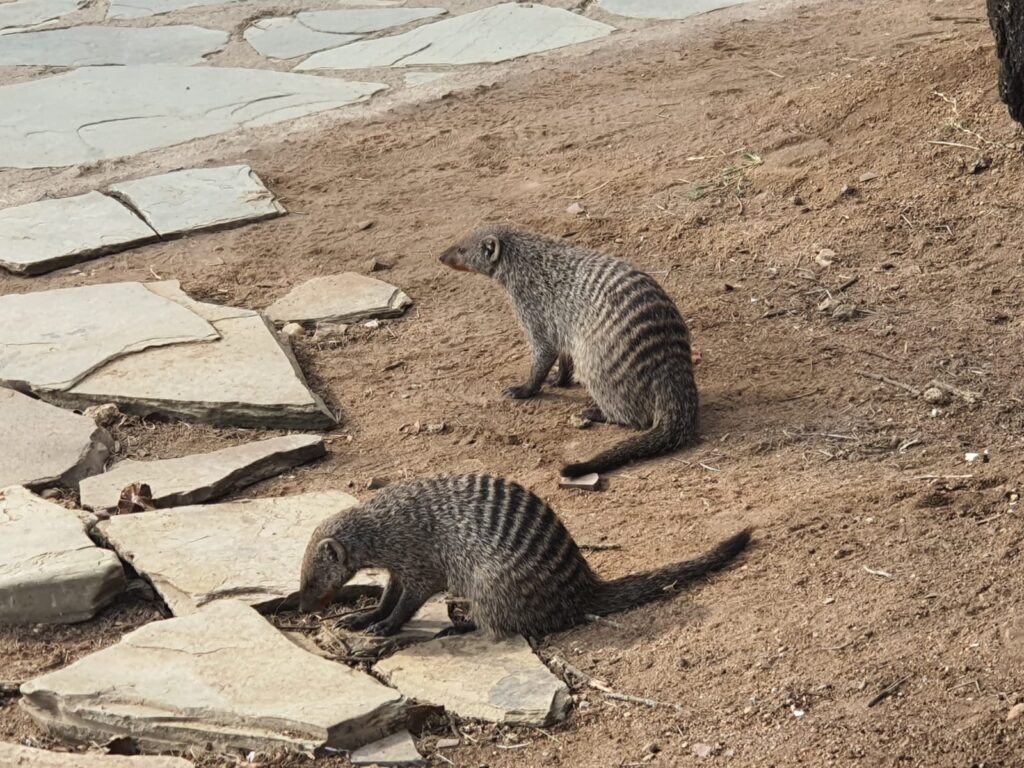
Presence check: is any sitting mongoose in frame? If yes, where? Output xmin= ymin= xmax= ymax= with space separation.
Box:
xmin=298 ymin=474 xmax=751 ymax=638
xmin=440 ymin=226 xmax=698 ymax=477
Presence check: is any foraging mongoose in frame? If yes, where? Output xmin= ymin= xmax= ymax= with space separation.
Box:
xmin=989 ymin=0 xmax=1024 ymax=125
xmin=440 ymin=226 xmax=698 ymax=477
xmin=298 ymin=474 xmax=751 ymax=638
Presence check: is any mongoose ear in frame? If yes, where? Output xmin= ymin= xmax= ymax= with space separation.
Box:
xmin=481 ymin=235 xmax=501 ymax=263
xmin=317 ymin=537 xmax=347 ymax=565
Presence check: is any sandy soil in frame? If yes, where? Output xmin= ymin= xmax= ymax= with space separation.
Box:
xmin=3 ymin=0 xmax=1024 ymax=765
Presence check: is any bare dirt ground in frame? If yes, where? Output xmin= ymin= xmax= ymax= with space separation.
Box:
xmin=3 ymin=0 xmax=1024 ymax=765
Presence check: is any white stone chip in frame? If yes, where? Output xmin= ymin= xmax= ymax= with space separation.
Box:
xmin=598 ymin=0 xmax=752 ymax=19
xmin=374 ymin=632 xmax=571 ymax=726
xmin=297 ymin=3 xmax=614 ymax=70
xmin=98 ymin=491 xmax=358 ymax=614
xmin=0 ymin=486 xmax=125 ymax=625
xmin=265 ymin=272 xmax=412 ymax=327
xmin=0 ymin=25 xmax=227 ymax=66
xmin=0 ymin=281 xmax=218 ymax=392
xmin=0 ymin=66 xmax=386 ymax=169
xmin=108 ymin=165 xmax=285 ymax=238
xmin=79 ymin=434 xmax=326 ymax=511
xmin=19 ymin=600 xmax=406 ymax=753
xmin=350 ymin=730 xmax=424 ymax=766
xmin=0 ymin=191 xmax=156 ymax=276
xmin=0 ymin=388 xmax=112 ymax=491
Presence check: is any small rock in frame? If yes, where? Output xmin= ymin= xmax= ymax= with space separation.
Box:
xmin=922 ymin=387 xmax=951 ymax=405
xmin=817 ymin=296 xmax=838 ymax=313
xmin=425 ymin=421 xmax=446 ymax=434
xmin=839 ymin=184 xmax=855 ymax=196
xmin=569 ymin=414 xmax=592 ymax=429
xmin=350 ymin=730 xmax=423 ymax=766
xmin=965 ymin=451 xmax=989 ymax=463
xmin=367 ymin=477 xmax=389 ymax=490
xmin=355 ymin=220 xmax=374 ymax=231
xmin=970 ymin=157 xmax=991 ymax=174
xmin=369 ymin=258 xmax=392 ymax=272
xmin=314 ymin=321 xmax=349 ymax=341
xmin=364 ymin=319 xmax=381 ymax=329
xmin=1008 ymin=702 xmax=1024 ymax=721
xmin=436 ymin=738 xmax=460 ymax=749
xmin=281 ymin=322 xmax=305 ymax=339
xmin=559 ymin=472 xmax=600 ymax=491
xmin=691 ymin=743 xmax=714 ymax=758
xmin=83 ymin=402 xmax=122 ymax=428
xmin=790 ymin=194 xmax=804 ymax=206
xmin=566 ymin=202 xmax=585 ymax=215
xmin=815 ymin=248 xmax=836 ymax=267
xmin=823 ymin=596 xmax=836 ymax=605
xmin=858 ymin=171 xmax=879 ymax=182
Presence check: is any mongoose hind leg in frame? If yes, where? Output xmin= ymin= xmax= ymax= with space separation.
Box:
xmin=335 ymin=577 xmax=402 ymax=631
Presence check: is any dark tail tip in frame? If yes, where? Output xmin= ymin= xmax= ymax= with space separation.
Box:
xmin=712 ymin=527 xmax=753 ymax=564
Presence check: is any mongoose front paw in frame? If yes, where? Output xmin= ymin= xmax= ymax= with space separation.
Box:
xmin=364 ymin=620 xmax=400 ymax=637
xmin=335 ymin=610 xmax=375 ymax=631
xmin=502 ymin=385 xmax=535 ymax=399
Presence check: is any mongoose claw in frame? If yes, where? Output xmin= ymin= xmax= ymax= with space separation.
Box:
xmin=364 ymin=620 xmax=400 ymax=637
xmin=502 ymin=384 xmax=535 ymax=399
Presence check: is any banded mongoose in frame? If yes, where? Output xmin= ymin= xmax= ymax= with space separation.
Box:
xmin=298 ymin=474 xmax=751 ymax=638
xmin=440 ymin=226 xmax=699 ymax=477
xmin=989 ymin=0 xmax=1024 ymax=125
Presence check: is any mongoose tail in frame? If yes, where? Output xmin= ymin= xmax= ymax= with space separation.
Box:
xmin=589 ymin=528 xmax=752 ymax=615
xmin=562 ymin=406 xmax=696 ymax=477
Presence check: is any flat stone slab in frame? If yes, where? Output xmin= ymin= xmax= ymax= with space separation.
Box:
xmin=0 ymin=389 xmax=112 ymax=491
xmin=55 ymin=282 xmax=334 ymax=429
xmin=298 ymin=3 xmax=614 ymax=70
xmin=266 ymin=273 xmax=412 ymax=327
xmin=374 ymin=632 xmax=570 ymax=726
xmin=245 ymin=17 xmax=359 ymax=60
xmin=245 ymin=8 xmax=444 ymax=60
xmin=298 ymin=7 xmax=445 ymax=34
xmin=98 ymin=491 xmax=358 ymax=614
xmin=0 ymin=282 xmax=218 ymax=392
xmin=0 ymin=191 xmax=155 ymax=276
xmin=0 ymin=486 xmax=125 ymax=625
xmin=351 ymin=730 xmax=423 ymax=766
xmin=598 ymin=0 xmax=752 ymax=19
xmin=0 ymin=66 xmax=386 ymax=169
xmin=20 ymin=600 xmax=406 ymax=753
xmin=108 ymin=165 xmax=284 ymax=238
xmin=0 ymin=744 xmax=193 ymax=768
xmin=0 ymin=25 xmax=226 ymax=66
xmin=80 ymin=434 xmax=325 ymax=511
xmin=106 ymin=0 xmax=233 ymax=19
xmin=0 ymin=0 xmax=81 ymax=32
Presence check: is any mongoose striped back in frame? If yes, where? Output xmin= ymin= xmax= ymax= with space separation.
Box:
xmin=440 ymin=226 xmax=698 ymax=477
xmin=299 ymin=475 xmax=751 ymax=638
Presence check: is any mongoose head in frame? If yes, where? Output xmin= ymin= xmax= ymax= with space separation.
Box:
xmin=299 ymin=533 xmax=355 ymax=613
xmin=440 ymin=227 xmax=505 ymax=277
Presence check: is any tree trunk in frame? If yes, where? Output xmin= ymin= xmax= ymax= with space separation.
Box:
xmin=988 ymin=0 xmax=1024 ymax=125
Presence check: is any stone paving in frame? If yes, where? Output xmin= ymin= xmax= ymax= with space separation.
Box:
xmin=0 ymin=0 xmax=761 ymax=762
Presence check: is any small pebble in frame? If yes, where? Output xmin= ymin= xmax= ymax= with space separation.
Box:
xmin=436 ymin=738 xmax=460 ymax=749
xmin=281 ymin=322 xmax=305 ymax=339
xmin=922 ymin=387 xmax=950 ymax=405
xmin=366 ymin=477 xmax=388 ymax=490
xmin=1008 ymin=703 xmax=1024 ymax=721
xmin=368 ymin=258 xmax=392 ymax=272
xmin=566 ymin=202 xmax=585 ymax=215
xmin=364 ymin=319 xmax=381 ymax=329
xmin=815 ymin=248 xmax=836 ymax=267
xmin=83 ymin=402 xmax=121 ymax=427
xmin=858 ymin=171 xmax=879 ymax=182
xmin=691 ymin=743 xmax=714 ymax=759
xmin=355 ymin=220 xmax=374 ymax=230
xmin=559 ymin=473 xmax=601 ymax=491
xmin=791 ymin=194 xmax=804 ymax=206
xmin=569 ymin=414 xmax=592 ymax=429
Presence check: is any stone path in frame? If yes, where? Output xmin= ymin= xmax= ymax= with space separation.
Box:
xmin=97 ymin=491 xmax=358 ymax=614
xmin=0 ymin=486 xmax=125 ymax=624
xmin=78 ymin=434 xmax=325 ymax=511
xmin=20 ymin=600 xmax=406 ymax=752
xmin=0 ymin=388 xmax=112 ymax=491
